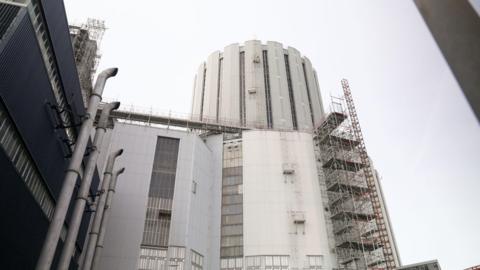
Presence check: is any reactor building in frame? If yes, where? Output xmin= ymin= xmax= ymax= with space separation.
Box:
xmin=94 ymin=40 xmax=401 ymax=270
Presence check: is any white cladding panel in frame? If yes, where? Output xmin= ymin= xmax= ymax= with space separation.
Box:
xmin=244 ymin=40 xmax=267 ymax=128
xmin=303 ymin=57 xmax=324 ymax=126
xmin=192 ymin=63 xmax=206 ymax=120
xmin=193 ymin=40 xmax=323 ymax=132
xmin=220 ymin=43 xmax=241 ymax=123
xmin=203 ymin=51 xmax=221 ymax=121
xmin=242 ymin=130 xmax=336 ymax=269
xmin=287 ymin=47 xmax=313 ymax=130
xmin=313 ymin=70 xmax=325 ymax=117
xmin=266 ymin=41 xmax=294 ymax=130
xmin=97 ymin=123 xmax=222 ymax=270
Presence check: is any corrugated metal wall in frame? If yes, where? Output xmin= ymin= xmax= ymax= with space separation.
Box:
xmin=0 ymin=1 xmax=97 ymax=268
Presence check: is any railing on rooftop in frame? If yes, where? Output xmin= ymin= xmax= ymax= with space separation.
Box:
xmin=98 ymin=99 xmax=320 ymax=134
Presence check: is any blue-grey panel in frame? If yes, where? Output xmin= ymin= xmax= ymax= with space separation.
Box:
xmin=40 ymin=0 xmax=86 ymax=119
xmin=0 ymin=148 xmax=50 ymax=269
xmin=0 ymin=12 xmax=66 ymax=196
xmin=0 ymin=3 xmax=21 ymax=40
xmin=0 ymin=10 xmax=98 ymax=269
xmin=39 ymin=0 xmax=101 ymax=201
xmin=35 ymin=0 xmax=102 ymax=251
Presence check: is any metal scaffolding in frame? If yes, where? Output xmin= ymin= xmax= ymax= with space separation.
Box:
xmin=69 ymin=18 xmax=106 ymax=106
xmin=71 ymin=18 xmax=105 ymax=71
xmin=314 ymin=79 xmax=397 ymax=270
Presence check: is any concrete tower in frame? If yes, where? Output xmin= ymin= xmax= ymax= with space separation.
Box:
xmin=191 ymin=40 xmax=325 ymax=130
xmin=96 ymin=40 xmax=400 ymax=270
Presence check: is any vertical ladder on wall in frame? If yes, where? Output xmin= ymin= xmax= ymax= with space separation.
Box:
xmin=341 ymin=79 xmax=396 ymax=269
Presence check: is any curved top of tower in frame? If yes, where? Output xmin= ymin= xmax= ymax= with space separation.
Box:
xmin=192 ymin=40 xmax=325 ymax=131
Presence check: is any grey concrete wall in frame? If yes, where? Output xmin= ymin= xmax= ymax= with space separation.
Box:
xmin=201 ymin=134 xmax=223 ymax=270
xmin=97 ymin=123 xmax=157 ymax=269
xmin=414 ymin=0 xmax=480 ymax=121
xmin=169 ymin=132 xmax=223 ymax=269
xmin=97 ymin=123 xmax=222 ymax=270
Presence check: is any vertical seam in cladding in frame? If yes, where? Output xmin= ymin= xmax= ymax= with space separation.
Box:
xmin=313 ymin=71 xmax=324 ymax=115
xmin=284 ymin=54 xmax=297 ymax=130
xmin=216 ymin=58 xmax=223 ymax=122
xmin=239 ymin=52 xmax=246 ymax=126
xmin=0 ymin=4 xmax=20 ymax=42
xmin=191 ymin=74 xmax=197 ymax=115
xmin=262 ymin=50 xmax=273 ymax=128
xmin=302 ymin=62 xmax=315 ymax=126
xmin=199 ymin=64 xmax=206 ymax=121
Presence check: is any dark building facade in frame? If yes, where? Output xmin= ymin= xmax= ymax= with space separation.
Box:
xmin=0 ymin=0 xmax=99 ymax=269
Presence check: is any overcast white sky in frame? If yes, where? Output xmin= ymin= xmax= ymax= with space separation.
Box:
xmin=64 ymin=1 xmax=480 ymax=269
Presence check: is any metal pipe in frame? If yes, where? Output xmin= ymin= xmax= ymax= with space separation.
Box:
xmin=91 ymin=167 xmax=125 ymax=270
xmin=36 ymin=68 xmax=118 ymax=270
xmin=56 ymin=101 xmax=120 ymax=270
xmin=81 ymin=149 xmax=123 ymax=270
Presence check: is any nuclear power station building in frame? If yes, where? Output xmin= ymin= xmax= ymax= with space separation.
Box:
xmin=91 ymin=40 xmax=401 ymax=270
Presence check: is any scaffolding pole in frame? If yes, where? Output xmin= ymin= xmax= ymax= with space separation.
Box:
xmin=314 ymin=80 xmax=397 ymax=270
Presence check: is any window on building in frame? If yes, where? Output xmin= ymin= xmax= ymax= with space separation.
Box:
xmin=245 ymin=255 xmax=289 ymax=270
xmin=221 ymin=139 xmax=244 ymax=267
xmin=307 ymin=255 xmax=324 ymax=269
xmin=168 ymin=246 xmax=186 ymax=268
xmin=137 ymin=247 xmax=168 ymax=270
xmin=191 ymin=249 xmax=204 ymax=270
xmin=221 ymin=257 xmax=243 ymax=270
xmin=139 ymin=136 xmax=180 ymax=269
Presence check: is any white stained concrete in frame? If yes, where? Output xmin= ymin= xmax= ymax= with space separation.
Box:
xmin=242 ymin=130 xmax=336 ymax=269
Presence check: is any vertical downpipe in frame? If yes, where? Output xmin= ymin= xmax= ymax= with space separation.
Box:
xmin=56 ymin=101 xmax=120 ymax=270
xmin=81 ymin=149 xmax=123 ymax=270
xmin=91 ymin=168 xmax=125 ymax=270
xmin=35 ymin=68 xmax=118 ymax=270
